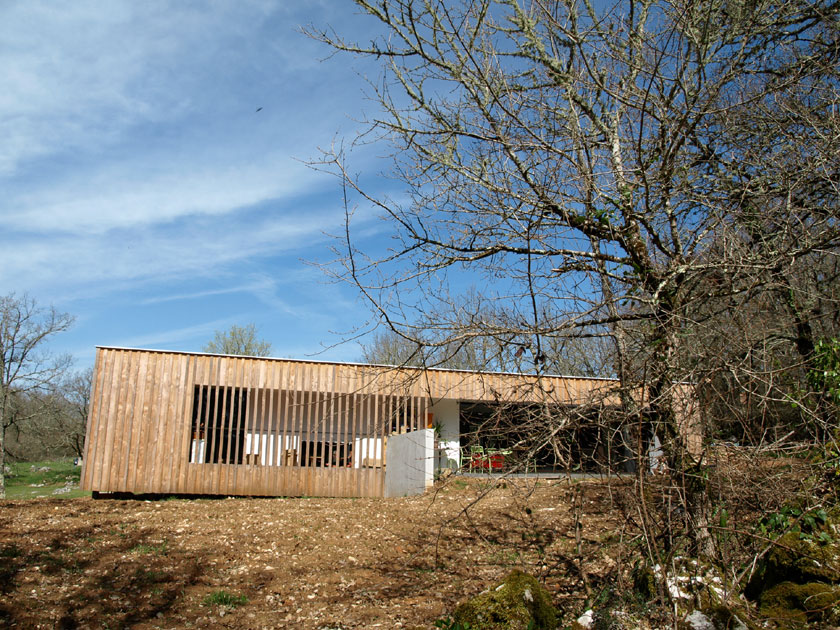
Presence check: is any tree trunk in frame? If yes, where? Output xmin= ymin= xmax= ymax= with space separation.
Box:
xmin=0 ymin=397 xmax=7 ymax=500
xmin=651 ymin=318 xmax=715 ymax=558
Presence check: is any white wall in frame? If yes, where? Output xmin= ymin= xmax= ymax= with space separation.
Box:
xmin=190 ymin=439 xmax=205 ymax=463
xmin=385 ymin=428 xmax=434 ymax=497
xmin=430 ymin=399 xmax=460 ymax=469
xmin=244 ymin=433 xmax=299 ymax=465
xmin=353 ymin=437 xmax=383 ymax=468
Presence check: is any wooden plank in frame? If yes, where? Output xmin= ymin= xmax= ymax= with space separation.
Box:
xmin=340 ymin=391 xmax=349 ymax=496
xmin=111 ymin=349 xmax=137 ymax=492
xmin=79 ymin=349 xmax=104 ymax=491
xmin=297 ymin=363 xmax=309 ymax=494
xmin=138 ymin=351 xmax=164 ymax=494
xmin=100 ymin=349 xmax=128 ymax=491
xmin=276 ymin=360 xmax=287 ymax=469
xmin=328 ymin=364 xmax=339 ymax=496
xmin=203 ymin=356 xmax=221 ymax=494
xmin=186 ymin=355 xmax=207 ymax=494
xmin=234 ymin=357 xmax=249 ymax=492
xmin=223 ymin=358 xmax=238 ymax=468
xmin=112 ymin=350 xmax=140 ymax=491
xmin=265 ymin=361 xmax=278 ymax=492
xmin=288 ymin=362 xmax=301 ymax=494
xmin=161 ymin=351 xmax=183 ymax=492
xmin=279 ymin=362 xmax=290 ymax=468
xmin=263 ymin=360 xmax=275 ymax=484
xmin=286 ymin=362 xmax=299 ymax=494
xmin=86 ymin=348 xmax=115 ymax=491
xmin=125 ymin=352 xmax=150 ymax=493
xmin=255 ymin=359 xmax=269 ymax=494
xmin=219 ymin=356 xmax=234 ymax=489
xmin=199 ymin=356 xmax=216 ymax=493
xmin=324 ymin=366 xmax=334 ymax=470
xmin=99 ymin=350 xmax=128 ymax=491
xmin=218 ymin=357 xmax=233 ymax=493
xmin=246 ymin=360 xmax=262 ymax=491
xmin=129 ymin=350 xmax=151 ymax=493
xmin=364 ymin=390 xmax=374 ymax=496
xmin=351 ymin=392 xmax=361 ymax=498
xmin=207 ymin=357 xmax=227 ymax=494
xmin=229 ymin=358 xmax=245 ymax=494
xmin=245 ymin=361 xmax=260 ymax=492
xmin=302 ymin=373 xmax=315 ymax=494
xmin=149 ymin=352 xmax=174 ymax=493
xmin=173 ymin=354 xmax=195 ymax=494
xmin=300 ymin=370 xmax=311 ymax=469
xmin=334 ymin=390 xmax=344 ymax=496
xmin=161 ymin=353 xmax=185 ymax=493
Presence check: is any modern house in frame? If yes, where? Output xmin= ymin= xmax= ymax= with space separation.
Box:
xmin=80 ymin=347 xmax=698 ymax=498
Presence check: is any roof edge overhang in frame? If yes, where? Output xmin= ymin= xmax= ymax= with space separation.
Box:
xmin=94 ymin=345 xmax=620 ymax=383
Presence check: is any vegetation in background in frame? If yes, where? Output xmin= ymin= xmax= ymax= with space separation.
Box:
xmin=3 ymin=458 xmax=87 ymax=500
xmin=203 ymin=323 xmax=272 ymax=357
xmin=0 ymin=293 xmax=75 ymax=498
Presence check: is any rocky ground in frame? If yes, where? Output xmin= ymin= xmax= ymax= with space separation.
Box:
xmin=0 ymin=477 xmax=624 ymax=629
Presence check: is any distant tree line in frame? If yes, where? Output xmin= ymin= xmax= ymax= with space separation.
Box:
xmin=3 ymin=368 xmax=91 ymax=463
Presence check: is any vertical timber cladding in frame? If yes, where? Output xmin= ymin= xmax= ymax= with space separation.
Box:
xmin=81 ymin=347 xmax=619 ymax=498
xmin=82 ymin=348 xmax=433 ymax=498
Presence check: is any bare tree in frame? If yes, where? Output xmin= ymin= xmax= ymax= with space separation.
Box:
xmin=0 ymin=293 xmax=74 ymax=498
xmin=310 ymin=0 xmax=840 ymax=558
xmin=2 ymin=367 xmax=92 ymax=463
xmin=203 ymin=323 xmax=272 ymax=357
xmin=55 ymin=367 xmax=93 ymax=459
xmin=360 ymin=328 xmax=426 ymax=366
xmin=361 ymin=311 xmax=614 ymax=376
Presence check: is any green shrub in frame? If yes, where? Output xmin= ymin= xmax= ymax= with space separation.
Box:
xmin=203 ymin=590 xmax=248 ymax=608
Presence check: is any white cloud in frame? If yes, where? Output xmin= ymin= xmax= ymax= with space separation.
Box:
xmin=0 ymin=0 xmax=392 ymax=364
xmin=0 ymin=1 xmax=281 ymax=175
xmin=0 ymin=203 xmax=336 ymax=293
xmin=139 ymin=281 xmax=273 ymax=306
xmin=115 ymin=316 xmax=244 ymax=350
xmin=6 ymin=155 xmax=319 ymax=234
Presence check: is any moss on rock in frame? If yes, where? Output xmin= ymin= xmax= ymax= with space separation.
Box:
xmin=765 ymin=532 xmax=840 ymax=584
xmin=452 ymin=570 xmax=558 ymax=630
xmin=758 ymin=581 xmax=840 ymax=628
xmin=745 ymin=510 xmax=840 ymax=629
xmin=632 ymin=562 xmax=657 ymax=601
xmin=746 ymin=530 xmax=840 ymax=601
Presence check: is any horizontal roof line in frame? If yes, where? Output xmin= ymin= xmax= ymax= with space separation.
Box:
xmin=94 ymin=345 xmax=620 ymax=383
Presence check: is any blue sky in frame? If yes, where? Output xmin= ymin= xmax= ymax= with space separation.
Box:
xmin=1 ymin=1 xmax=396 ymax=369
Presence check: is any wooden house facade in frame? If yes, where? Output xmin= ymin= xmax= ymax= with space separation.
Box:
xmin=80 ymin=347 xmax=626 ymax=498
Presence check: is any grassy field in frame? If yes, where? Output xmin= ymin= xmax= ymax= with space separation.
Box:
xmin=4 ymin=458 xmax=89 ymax=499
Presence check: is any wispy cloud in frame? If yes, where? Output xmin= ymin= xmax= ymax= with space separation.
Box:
xmin=139 ymin=281 xmax=274 ymax=306
xmin=0 ymin=200 xmax=340 ymax=294
xmin=0 ymin=1 xmax=290 ymax=175
xmin=1 ymin=1 xmax=390 ymax=364
xmin=6 ymin=156 xmax=319 ymax=234
xmin=115 ymin=316 xmax=244 ymax=350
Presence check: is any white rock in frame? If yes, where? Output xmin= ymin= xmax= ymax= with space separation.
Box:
xmin=576 ymin=609 xmax=594 ymax=629
xmin=685 ymin=610 xmax=715 ymax=630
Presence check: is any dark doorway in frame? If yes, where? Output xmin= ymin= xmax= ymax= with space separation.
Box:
xmin=459 ymin=401 xmax=633 ymax=472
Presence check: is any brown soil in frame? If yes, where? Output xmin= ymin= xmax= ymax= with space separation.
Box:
xmin=0 ymin=478 xmax=624 ymax=630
